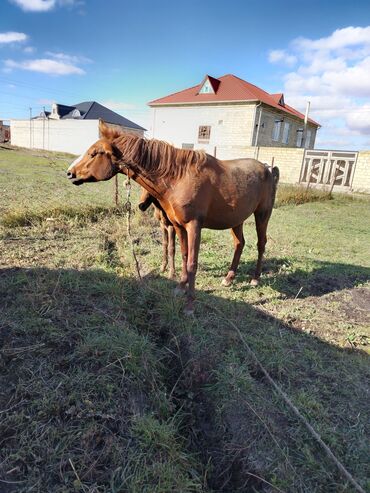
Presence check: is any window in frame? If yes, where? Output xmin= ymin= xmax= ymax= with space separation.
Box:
xmin=198 ymin=125 xmax=211 ymax=142
xmin=199 ymin=80 xmax=214 ymax=94
xmin=182 ymin=143 xmax=194 ymax=149
xmin=272 ymin=120 xmax=282 ymax=141
xmin=282 ymin=122 xmax=290 ymax=144
xmin=296 ymin=128 xmax=304 ymax=147
xmin=305 ymin=129 xmax=312 ymax=148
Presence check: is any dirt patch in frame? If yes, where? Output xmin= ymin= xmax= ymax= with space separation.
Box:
xmin=344 ymin=287 xmax=370 ymax=318
xmin=317 ymin=286 xmax=370 ymax=325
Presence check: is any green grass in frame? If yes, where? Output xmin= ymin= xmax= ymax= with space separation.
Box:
xmin=0 ymin=145 xmax=369 ymax=492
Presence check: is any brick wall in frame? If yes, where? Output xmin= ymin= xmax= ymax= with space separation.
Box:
xmin=150 ymin=103 xmax=256 ymax=154
xmin=215 ymin=145 xmax=304 ymax=183
xmin=252 ymin=105 xmax=317 ymax=148
xmin=352 ymin=151 xmax=370 ymax=193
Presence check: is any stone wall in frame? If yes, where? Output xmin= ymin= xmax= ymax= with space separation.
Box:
xmin=150 ymin=103 xmax=257 ymax=154
xmin=252 ymin=105 xmax=317 ymax=149
xmin=215 ymin=145 xmax=305 ymax=183
xmin=352 ymin=151 xmax=370 ymax=193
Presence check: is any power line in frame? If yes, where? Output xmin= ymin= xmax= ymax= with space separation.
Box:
xmin=0 ymin=75 xmax=88 ymax=100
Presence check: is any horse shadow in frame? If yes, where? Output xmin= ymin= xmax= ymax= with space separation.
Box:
xmin=203 ymin=256 xmax=370 ymax=298
xmin=0 ymin=266 xmax=368 ymax=492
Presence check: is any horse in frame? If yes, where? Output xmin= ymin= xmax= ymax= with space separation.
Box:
xmin=138 ymin=189 xmax=176 ymax=280
xmin=67 ymin=121 xmax=279 ymax=314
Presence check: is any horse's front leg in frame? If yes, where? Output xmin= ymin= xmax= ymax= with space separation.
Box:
xmin=222 ymin=224 xmax=245 ymax=287
xmin=184 ymin=220 xmax=202 ymax=314
xmin=174 ymin=225 xmax=188 ymax=294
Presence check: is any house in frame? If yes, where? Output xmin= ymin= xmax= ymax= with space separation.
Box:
xmin=11 ymin=101 xmax=145 ymax=155
xmin=0 ymin=120 xmax=10 ymax=143
xmin=148 ymin=74 xmax=320 ymax=156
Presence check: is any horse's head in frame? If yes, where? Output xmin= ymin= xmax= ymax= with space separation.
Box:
xmin=67 ymin=121 xmax=122 ymax=185
xmin=138 ymin=189 xmax=154 ymax=211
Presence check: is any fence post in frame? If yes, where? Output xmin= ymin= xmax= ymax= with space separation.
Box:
xmin=329 ymin=165 xmax=339 ymax=196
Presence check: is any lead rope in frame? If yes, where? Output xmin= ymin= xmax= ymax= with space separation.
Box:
xmin=123 ymin=170 xmax=142 ymax=280
xmin=121 ymin=174 xmax=365 ymax=493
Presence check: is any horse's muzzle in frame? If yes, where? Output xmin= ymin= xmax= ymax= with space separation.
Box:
xmin=67 ymin=171 xmax=83 ymax=186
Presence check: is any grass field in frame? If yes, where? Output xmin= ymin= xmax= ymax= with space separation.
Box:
xmin=0 ymin=145 xmax=369 ymax=493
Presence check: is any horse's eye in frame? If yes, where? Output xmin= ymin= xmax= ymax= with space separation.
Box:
xmin=90 ymin=151 xmax=97 ymax=158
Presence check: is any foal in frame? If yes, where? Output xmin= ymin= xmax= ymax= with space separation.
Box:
xmin=138 ymin=189 xmax=176 ymax=279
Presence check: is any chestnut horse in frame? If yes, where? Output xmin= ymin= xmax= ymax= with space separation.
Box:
xmin=138 ymin=189 xmax=176 ymax=279
xmin=67 ymin=122 xmax=279 ymax=313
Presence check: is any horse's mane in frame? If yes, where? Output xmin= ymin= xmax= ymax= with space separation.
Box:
xmin=113 ymin=132 xmax=207 ymax=180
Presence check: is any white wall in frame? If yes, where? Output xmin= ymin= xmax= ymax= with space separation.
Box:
xmin=150 ymin=103 xmax=256 ymax=154
xmin=10 ymin=119 xmax=100 ymax=155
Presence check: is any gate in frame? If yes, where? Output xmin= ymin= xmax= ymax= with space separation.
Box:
xmin=300 ymin=150 xmax=358 ymax=190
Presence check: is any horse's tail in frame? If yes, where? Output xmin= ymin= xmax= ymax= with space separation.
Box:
xmin=267 ymin=166 xmax=279 ymax=207
xmin=272 ymin=166 xmax=280 ymax=191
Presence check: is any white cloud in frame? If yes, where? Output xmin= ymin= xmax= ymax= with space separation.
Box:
xmin=23 ymin=46 xmax=35 ymax=53
xmin=346 ymin=104 xmax=370 ymax=134
xmin=10 ymin=0 xmax=55 ymax=11
xmin=102 ymin=100 xmax=137 ymax=111
xmin=10 ymin=0 xmax=84 ymax=11
xmin=0 ymin=32 xmax=28 ymax=43
xmin=268 ymin=25 xmax=370 ymax=149
xmin=293 ymin=26 xmax=370 ymax=52
xmin=45 ymin=51 xmax=92 ymax=64
xmin=268 ymin=49 xmax=297 ymax=66
xmin=4 ymin=58 xmax=85 ymax=75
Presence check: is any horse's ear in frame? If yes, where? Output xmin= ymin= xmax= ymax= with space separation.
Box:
xmin=99 ymin=120 xmax=122 ymax=141
xmin=99 ymin=120 xmax=111 ymax=140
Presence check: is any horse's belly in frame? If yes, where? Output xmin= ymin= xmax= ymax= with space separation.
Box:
xmin=203 ymin=205 xmax=255 ymax=229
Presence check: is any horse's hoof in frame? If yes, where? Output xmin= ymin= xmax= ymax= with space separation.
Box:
xmin=221 ymin=278 xmax=233 ymax=287
xmin=250 ymin=278 xmax=259 ymax=287
xmin=184 ymin=307 xmax=194 ymax=316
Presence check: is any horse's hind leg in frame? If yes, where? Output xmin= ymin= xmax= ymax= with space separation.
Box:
xmin=222 ymin=223 xmax=245 ymax=287
xmin=168 ymin=225 xmax=176 ymax=280
xmin=174 ymin=225 xmax=188 ymax=294
xmin=160 ymin=223 xmax=169 ymax=273
xmin=251 ymin=209 xmax=271 ymax=286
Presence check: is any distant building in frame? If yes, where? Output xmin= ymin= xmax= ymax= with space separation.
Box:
xmin=0 ymin=120 xmax=10 ymax=143
xmin=149 ymin=74 xmax=320 ymax=156
xmin=11 ymin=101 xmax=145 ymax=155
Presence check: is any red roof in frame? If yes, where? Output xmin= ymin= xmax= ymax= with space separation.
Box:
xmin=149 ymin=74 xmax=319 ymax=126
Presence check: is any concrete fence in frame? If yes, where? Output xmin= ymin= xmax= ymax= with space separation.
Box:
xmin=9 ymin=120 xmax=370 ymax=194
xmin=11 ymin=119 xmax=100 ymax=155
xmin=215 ymin=145 xmax=370 ymax=193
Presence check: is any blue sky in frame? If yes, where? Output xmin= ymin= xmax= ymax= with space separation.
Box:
xmin=1 ymin=0 xmax=370 ymax=148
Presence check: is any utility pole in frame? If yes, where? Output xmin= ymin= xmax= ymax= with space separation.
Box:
xmin=43 ymin=106 xmax=45 ymax=150
xmin=303 ymin=101 xmax=311 ymax=148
